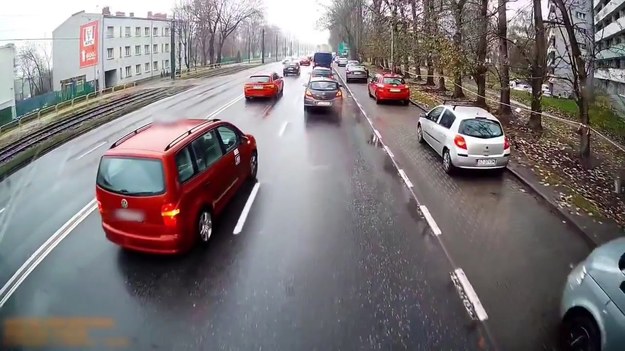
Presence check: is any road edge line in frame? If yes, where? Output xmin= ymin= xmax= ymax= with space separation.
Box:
xmin=451 ymin=268 xmax=488 ymax=321
xmin=0 ymin=199 xmax=97 ymax=307
xmin=419 ymin=205 xmax=441 ymax=236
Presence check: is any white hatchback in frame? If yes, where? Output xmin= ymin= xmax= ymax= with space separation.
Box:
xmin=417 ymin=104 xmax=511 ymax=174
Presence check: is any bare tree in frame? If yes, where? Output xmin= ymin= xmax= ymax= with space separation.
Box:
xmin=216 ymin=0 xmax=262 ymax=63
xmin=528 ymin=0 xmax=547 ymax=131
xmin=17 ymin=43 xmax=52 ymax=96
xmin=497 ymin=0 xmax=512 ymax=118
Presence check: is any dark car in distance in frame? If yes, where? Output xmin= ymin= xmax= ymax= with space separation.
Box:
xmin=283 ymin=61 xmax=300 ymax=76
xmin=345 ymin=65 xmax=369 ymax=83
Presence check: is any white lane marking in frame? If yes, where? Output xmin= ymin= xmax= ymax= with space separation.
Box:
xmin=278 ymin=121 xmax=289 ymax=137
xmin=76 ymin=141 xmax=107 ymax=160
xmin=233 ymin=182 xmax=261 ymax=235
xmin=398 ymin=169 xmax=413 ymax=188
xmin=384 ymin=145 xmax=395 ymax=158
xmin=0 ymin=207 xmax=5 ymax=214
xmin=373 ymin=129 xmax=382 ymax=140
xmin=452 ymin=268 xmax=488 ymax=321
xmin=419 ymin=205 xmax=441 ymax=236
xmin=206 ymin=94 xmax=243 ymax=119
xmin=0 ymin=199 xmax=97 ymax=307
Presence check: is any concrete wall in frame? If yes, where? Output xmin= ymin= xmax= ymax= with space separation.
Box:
xmin=52 ymin=12 xmax=103 ymax=91
xmin=52 ymin=11 xmax=173 ymax=91
xmin=0 ymin=44 xmax=17 ymax=119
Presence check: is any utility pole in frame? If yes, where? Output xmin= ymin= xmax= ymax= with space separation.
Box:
xmin=261 ymin=27 xmax=265 ymax=63
xmin=170 ymin=19 xmax=176 ymax=80
xmin=275 ymin=35 xmax=278 ymax=61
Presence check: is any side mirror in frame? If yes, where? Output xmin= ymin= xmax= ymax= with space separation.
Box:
xmin=419 ymin=113 xmax=426 ymax=119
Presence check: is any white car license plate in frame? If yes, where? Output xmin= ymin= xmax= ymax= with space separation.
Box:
xmin=253 ymin=85 xmax=263 ymax=89
xmin=390 ymin=88 xmax=401 ymax=92
xmin=115 ymin=209 xmax=145 ymax=222
xmin=477 ymin=159 xmax=497 ymax=166
xmin=317 ymin=101 xmax=332 ymax=106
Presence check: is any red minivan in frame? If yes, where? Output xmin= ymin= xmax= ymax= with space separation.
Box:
xmin=95 ymin=119 xmax=258 ymax=254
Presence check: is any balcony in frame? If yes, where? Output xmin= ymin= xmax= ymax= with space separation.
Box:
xmin=597 ymin=43 xmax=625 ymax=59
xmin=595 ymin=16 xmax=625 ymax=41
xmin=595 ymin=67 xmax=625 ymax=83
xmin=595 ymin=0 xmax=624 ymax=24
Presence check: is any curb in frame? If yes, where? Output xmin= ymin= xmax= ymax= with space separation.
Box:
xmin=505 ymin=164 xmax=599 ymax=248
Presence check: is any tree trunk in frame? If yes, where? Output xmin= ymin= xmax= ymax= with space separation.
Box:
xmin=452 ymin=8 xmax=465 ymax=98
xmin=497 ymin=0 xmax=512 ymax=118
xmin=208 ymin=32 xmax=216 ymax=65
xmin=528 ymin=0 xmax=546 ymax=130
xmin=474 ymin=0 xmax=488 ymax=107
xmin=438 ymin=68 xmax=446 ymax=91
xmin=424 ymin=0 xmax=435 ymax=85
xmin=426 ymin=56 xmax=435 ymax=85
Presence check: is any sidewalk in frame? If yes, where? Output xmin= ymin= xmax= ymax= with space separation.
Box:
xmin=371 ymin=64 xmax=625 ymax=247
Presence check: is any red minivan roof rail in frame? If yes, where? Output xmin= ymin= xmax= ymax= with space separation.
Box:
xmin=110 ymin=122 xmax=153 ymax=149
xmin=164 ymin=119 xmax=217 ymax=151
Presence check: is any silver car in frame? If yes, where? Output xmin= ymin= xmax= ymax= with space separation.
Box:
xmin=303 ymin=77 xmax=344 ymax=116
xmin=346 ymin=60 xmax=360 ymax=68
xmin=345 ymin=65 xmax=369 ymax=83
xmin=416 ymin=104 xmax=510 ymax=174
xmin=560 ymin=237 xmax=625 ymax=351
xmin=337 ymin=58 xmax=348 ymax=67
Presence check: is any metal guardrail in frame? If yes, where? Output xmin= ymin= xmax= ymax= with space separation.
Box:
xmin=1 ymin=82 xmax=138 ymax=133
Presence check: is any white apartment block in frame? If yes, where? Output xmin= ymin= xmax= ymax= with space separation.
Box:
xmin=0 ymin=44 xmax=17 ymax=120
xmin=595 ymin=0 xmax=625 ymax=96
xmin=546 ymin=0 xmax=594 ymax=98
xmin=52 ymin=8 xmax=173 ymax=92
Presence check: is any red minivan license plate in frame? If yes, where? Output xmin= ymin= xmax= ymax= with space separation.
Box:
xmin=115 ymin=209 xmax=145 ymax=222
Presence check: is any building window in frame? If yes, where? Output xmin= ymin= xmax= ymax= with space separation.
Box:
xmin=125 ymin=66 xmax=132 ymax=77
xmin=135 ymin=27 xmax=141 ymax=36
xmin=579 ymin=43 xmax=587 ymax=50
xmin=106 ymin=26 xmax=114 ymax=38
xmin=124 ymin=46 xmax=131 ymax=57
xmin=135 ymin=45 xmax=141 ymax=55
xmin=125 ymin=26 xmax=131 ymax=37
xmin=107 ymin=48 xmax=114 ymax=59
xmin=136 ymin=64 xmax=141 ymax=75
xmin=153 ymin=44 xmax=158 ymax=53
xmin=145 ymin=44 xmax=150 ymax=54
xmin=165 ymin=60 xmax=170 ymax=69
xmin=120 ymin=67 xmax=123 ymax=79
xmin=145 ymin=62 xmax=150 ymax=72
xmin=153 ymin=61 xmax=159 ymax=70
xmin=145 ymin=27 xmax=150 ymax=36
xmin=165 ymin=43 xmax=169 ymax=52
xmin=119 ymin=47 xmax=122 ymax=58
xmin=164 ymin=27 xmax=170 ymax=36
xmin=576 ymin=27 xmax=587 ymax=36
xmin=575 ymin=12 xmax=586 ymax=20
xmin=153 ymin=27 xmax=158 ymax=36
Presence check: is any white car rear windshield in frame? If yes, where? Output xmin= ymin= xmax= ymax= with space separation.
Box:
xmin=309 ymin=81 xmax=339 ymax=91
xmin=248 ymin=76 xmax=270 ymax=83
xmin=459 ymin=119 xmax=504 ymax=138
xmin=97 ymin=156 xmax=165 ymax=196
xmin=312 ymin=70 xmax=332 ymax=77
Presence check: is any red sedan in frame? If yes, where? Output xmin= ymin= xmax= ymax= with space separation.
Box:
xmin=368 ymin=73 xmax=410 ymax=105
xmin=299 ymin=57 xmax=311 ymax=66
xmin=244 ymin=72 xmax=284 ymax=99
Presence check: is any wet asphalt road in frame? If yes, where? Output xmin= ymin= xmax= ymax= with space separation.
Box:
xmin=332 ymin=66 xmax=593 ymax=350
xmin=0 ymin=63 xmax=493 ymax=350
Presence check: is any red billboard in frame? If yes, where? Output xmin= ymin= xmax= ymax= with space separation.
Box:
xmin=79 ymin=21 xmax=99 ymax=68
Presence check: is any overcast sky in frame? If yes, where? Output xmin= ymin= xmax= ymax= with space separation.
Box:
xmin=0 ymin=0 xmax=330 ymax=46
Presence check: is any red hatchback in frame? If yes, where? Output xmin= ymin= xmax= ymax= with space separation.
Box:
xmin=244 ymin=72 xmax=284 ymax=100
xmin=299 ymin=57 xmax=311 ymax=66
xmin=368 ymin=73 xmax=411 ymax=105
xmin=96 ymin=119 xmax=258 ymax=254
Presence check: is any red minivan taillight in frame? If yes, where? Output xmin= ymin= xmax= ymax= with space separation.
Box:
xmin=454 ymin=135 xmax=467 ymax=150
xmin=161 ymin=203 xmax=180 ymax=227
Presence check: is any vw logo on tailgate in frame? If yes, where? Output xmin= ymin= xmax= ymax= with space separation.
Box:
xmin=121 ymin=199 xmax=128 ymax=208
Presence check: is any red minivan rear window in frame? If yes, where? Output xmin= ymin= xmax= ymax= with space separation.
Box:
xmin=97 ymin=156 xmax=165 ymax=196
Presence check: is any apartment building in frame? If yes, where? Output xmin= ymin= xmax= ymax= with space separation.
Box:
xmin=52 ymin=7 xmax=173 ymax=92
xmin=595 ymin=0 xmax=625 ymax=96
xmin=546 ymin=0 xmax=594 ymax=98
xmin=0 ymin=44 xmax=17 ymax=121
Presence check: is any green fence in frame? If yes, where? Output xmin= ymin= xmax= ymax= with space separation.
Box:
xmin=14 ymin=81 xmax=96 ymax=119
xmin=0 ymin=106 xmax=12 ymax=127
